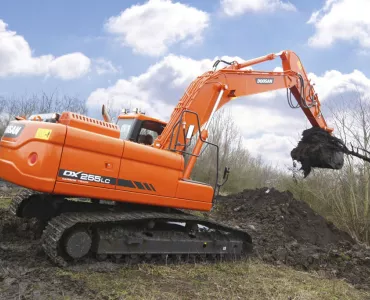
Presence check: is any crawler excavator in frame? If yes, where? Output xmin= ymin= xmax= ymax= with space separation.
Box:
xmin=0 ymin=50 xmax=352 ymax=266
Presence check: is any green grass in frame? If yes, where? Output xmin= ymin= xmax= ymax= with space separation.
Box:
xmin=57 ymin=259 xmax=370 ymax=300
xmin=0 ymin=197 xmax=11 ymax=209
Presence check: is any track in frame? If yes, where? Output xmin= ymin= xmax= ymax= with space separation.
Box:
xmin=10 ymin=189 xmax=253 ymax=267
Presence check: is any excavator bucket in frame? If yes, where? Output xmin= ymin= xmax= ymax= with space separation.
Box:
xmin=291 ymin=127 xmax=345 ymax=177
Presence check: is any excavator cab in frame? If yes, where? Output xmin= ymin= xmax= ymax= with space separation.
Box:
xmin=116 ymin=112 xmax=166 ymax=146
xmin=102 ymin=106 xmax=167 ymax=146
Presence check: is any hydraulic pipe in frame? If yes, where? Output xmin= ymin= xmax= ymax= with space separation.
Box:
xmin=230 ymin=51 xmax=283 ymax=70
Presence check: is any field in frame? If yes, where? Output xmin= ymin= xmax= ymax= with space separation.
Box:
xmin=0 ymin=185 xmax=369 ymax=299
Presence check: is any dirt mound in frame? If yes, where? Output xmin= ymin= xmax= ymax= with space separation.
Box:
xmin=211 ymin=187 xmax=370 ymax=290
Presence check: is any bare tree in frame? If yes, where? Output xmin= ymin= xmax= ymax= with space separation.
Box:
xmin=189 ymin=107 xmax=279 ymax=194
xmin=0 ymin=90 xmax=87 ymax=134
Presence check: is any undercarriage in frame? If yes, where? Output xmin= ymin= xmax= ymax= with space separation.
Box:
xmin=9 ymin=189 xmax=253 ymax=267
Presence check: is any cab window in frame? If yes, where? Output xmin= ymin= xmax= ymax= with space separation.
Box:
xmin=117 ymin=118 xmax=134 ymax=140
xmin=137 ymin=121 xmax=165 ymax=145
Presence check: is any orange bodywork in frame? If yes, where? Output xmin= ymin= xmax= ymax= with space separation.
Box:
xmin=0 ymin=50 xmax=332 ymax=212
xmin=0 ymin=112 xmax=213 ymax=211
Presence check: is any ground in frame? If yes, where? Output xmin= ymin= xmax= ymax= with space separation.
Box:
xmin=0 ymin=185 xmax=369 ymax=300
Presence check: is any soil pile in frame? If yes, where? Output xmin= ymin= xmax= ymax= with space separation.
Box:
xmin=211 ymin=187 xmax=370 ymax=289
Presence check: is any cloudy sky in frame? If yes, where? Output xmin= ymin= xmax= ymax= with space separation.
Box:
xmin=1 ymin=0 xmax=369 ymax=169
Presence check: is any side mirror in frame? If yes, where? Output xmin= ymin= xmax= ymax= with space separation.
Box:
xmin=223 ymin=167 xmax=230 ymax=180
xmin=215 ymin=166 xmax=231 ymax=196
xmin=186 ymin=125 xmax=195 ymax=139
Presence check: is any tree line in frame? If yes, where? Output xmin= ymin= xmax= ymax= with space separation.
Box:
xmin=0 ymin=91 xmax=87 ymax=135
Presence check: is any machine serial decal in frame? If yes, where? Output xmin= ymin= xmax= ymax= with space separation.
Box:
xmin=58 ymin=169 xmax=157 ymax=192
xmin=256 ymin=78 xmax=274 ymax=84
xmin=3 ymin=124 xmax=25 ymax=138
xmin=58 ymin=169 xmax=117 ymax=185
xmin=35 ymin=128 xmax=52 ymax=140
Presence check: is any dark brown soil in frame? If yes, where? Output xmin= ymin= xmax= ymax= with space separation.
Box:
xmin=0 ymin=210 xmax=96 ymax=299
xmin=210 ymin=187 xmax=370 ymax=290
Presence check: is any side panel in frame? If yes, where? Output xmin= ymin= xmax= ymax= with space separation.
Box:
xmin=0 ymin=121 xmax=66 ymax=192
xmin=176 ymin=180 xmax=214 ymax=203
xmin=57 ymin=127 xmax=123 ymax=189
xmin=118 ymin=141 xmax=183 ymax=197
xmin=54 ymin=181 xmax=213 ymax=211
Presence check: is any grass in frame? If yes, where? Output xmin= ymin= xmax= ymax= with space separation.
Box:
xmin=0 ymin=197 xmax=11 ymax=209
xmin=57 ymin=259 xmax=370 ymax=300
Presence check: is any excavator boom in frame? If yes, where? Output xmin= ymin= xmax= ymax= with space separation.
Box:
xmin=152 ymin=50 xmax=341 ymax=179
xmin=154 ymin=50 xmax=331 ymax=153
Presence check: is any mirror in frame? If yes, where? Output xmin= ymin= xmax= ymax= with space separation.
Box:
xmin=223 ymin=167 xmax=230 ymax=179
xmin=186 ymin=125 xmax=195 ymax=139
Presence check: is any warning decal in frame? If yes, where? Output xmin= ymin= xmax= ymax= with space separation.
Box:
xmin=35 ymin=128 xmax=52 ymax=140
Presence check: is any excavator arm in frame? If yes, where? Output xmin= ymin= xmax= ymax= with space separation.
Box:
xmin=153 ymin=50 xmax=335 ymax=178
xmin=154 ymin=50 xmax=330 ymax=151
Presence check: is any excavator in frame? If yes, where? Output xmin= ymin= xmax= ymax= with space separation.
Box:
xmin=0 ymin=50 xmax=355 ymax=266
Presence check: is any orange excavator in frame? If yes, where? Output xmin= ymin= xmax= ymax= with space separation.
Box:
xmin=0 ymin=50 xmax=347 ymax=266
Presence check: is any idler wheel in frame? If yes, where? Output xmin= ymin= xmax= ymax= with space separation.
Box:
xmin=63 ymin=228 xmax=92 ymax=259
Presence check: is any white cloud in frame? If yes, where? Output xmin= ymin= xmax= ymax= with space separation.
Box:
xmin=87 ymin=54 xmax=370 ymax=169
xmin=93 ymin=58 xmax=120 ymax=75
xmin=48 ymin=53 xmax=91 ymax=80
xmin=87 ymin=54 xmax=242 ymax=120
xmin=307 ymin=0 xmax=370 ymax=48
xmin=104 ymin=0 xmax=210 ymax=57
xmin=0 ymin=19 xmax=91 ymax=79
xmin=220 ymin=0 xmax=296 ymax=16
xmin=242 ymin=133 xmax=300 ymax=167
xmin=308 ymin=69 xmax=370 ymax=100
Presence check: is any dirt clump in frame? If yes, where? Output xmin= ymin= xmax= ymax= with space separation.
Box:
xmin=291 ymin=127 xmax=345 ymax=177
xmin=211 ymin=187 xmax=370 ymax=290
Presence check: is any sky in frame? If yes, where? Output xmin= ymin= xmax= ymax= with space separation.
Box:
xmin=1 ymin=0 xmax=370 ymax=170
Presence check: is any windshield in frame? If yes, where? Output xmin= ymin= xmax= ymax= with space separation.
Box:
xmin=117 ymin=118 xmax=134 ymax=140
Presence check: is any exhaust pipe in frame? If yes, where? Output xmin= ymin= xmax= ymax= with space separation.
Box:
xmin=102 ymin=105 xmax=111 ymax=123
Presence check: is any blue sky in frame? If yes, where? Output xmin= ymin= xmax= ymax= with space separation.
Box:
xmin=1 ymin=0 xmax=370 ymax=168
